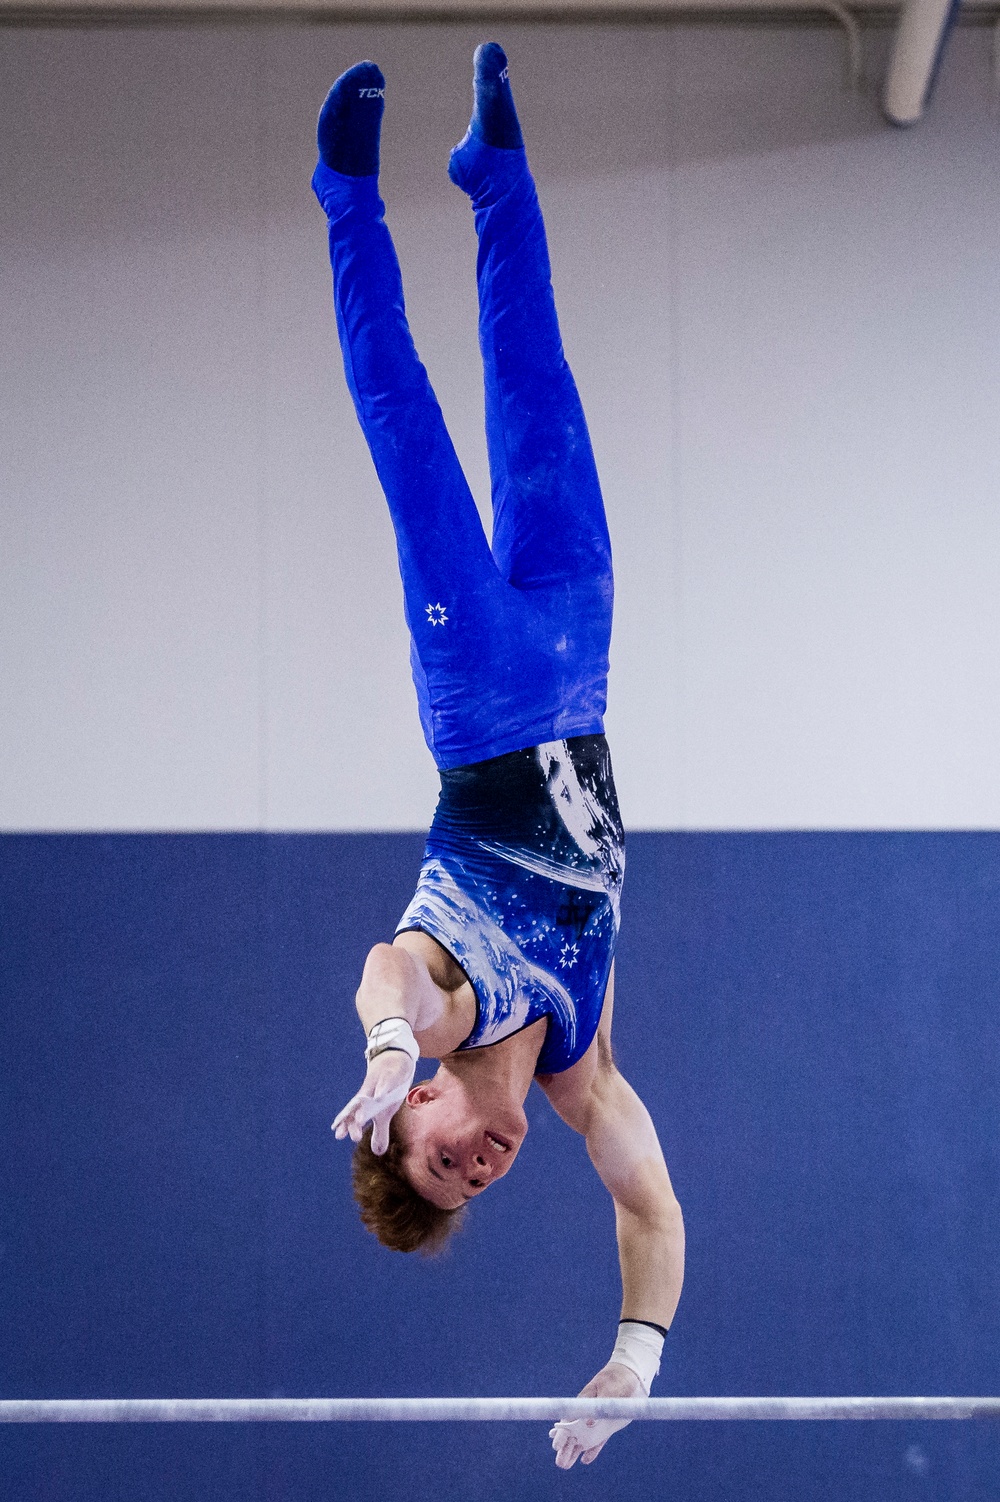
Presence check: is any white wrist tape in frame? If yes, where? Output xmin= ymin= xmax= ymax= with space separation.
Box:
xmin=364 ymin=1016 xmax=420 ymax=1067
xmin=610 ymin=1321 xmax=664 ymax=1396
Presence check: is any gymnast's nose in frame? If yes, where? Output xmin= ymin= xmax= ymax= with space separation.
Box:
xmin=469 ymin=1152 xmax=494 ymax=1182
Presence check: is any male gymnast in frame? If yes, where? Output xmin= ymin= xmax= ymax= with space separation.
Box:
xmin=312 ymin=45 xmax=684 ymax=1469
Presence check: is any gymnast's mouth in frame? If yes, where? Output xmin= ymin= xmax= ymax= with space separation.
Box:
xmin=485 ymin=1131 xmax=511 ymax=1153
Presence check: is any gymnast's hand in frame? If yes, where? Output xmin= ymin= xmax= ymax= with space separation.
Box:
xmin=549 ymin=1362 xmax=643 ymax=1470
xmin=332 ymin=1049 xmax=415 ymax=1156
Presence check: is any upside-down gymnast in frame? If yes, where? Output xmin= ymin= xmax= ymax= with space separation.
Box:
xmin=312 ymin=46 xmax=685 ymax=1469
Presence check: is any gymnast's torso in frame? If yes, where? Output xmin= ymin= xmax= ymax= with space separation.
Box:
xmin=396 ymin=735 xmax=625 ymax=1075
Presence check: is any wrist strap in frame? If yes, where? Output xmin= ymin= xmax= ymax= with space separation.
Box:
xmin=365 ymin=1016 xmax=420 ymax=1066
xmin=622 ymin=1317 xmax=669 ymax=1339
xmin=610 ymin=1320 xmax=665 ymax=1396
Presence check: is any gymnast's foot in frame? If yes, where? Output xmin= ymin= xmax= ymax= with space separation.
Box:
xmin=449 ymin=43 xmax=525 ymax=193
xmin=467 ymin=42 xmax=523 ymax=149
xmin=316 ymin=60 xmax=385 ymax=177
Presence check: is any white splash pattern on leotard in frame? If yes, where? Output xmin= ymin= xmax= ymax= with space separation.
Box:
xmin=537 ymin=741 xmax=604 ymax=859
xmin=537 ymin=740 xmax=625 ymax=924
xmin=470 ymin=742 xmax=624 ymax=913
xmin=473 ymin=842 xmax=611 ymax=897
xmin=397 ymin=737 xmax=624 ymax=1074
xmin=398 ymin=859 xmax=577 ymax=1052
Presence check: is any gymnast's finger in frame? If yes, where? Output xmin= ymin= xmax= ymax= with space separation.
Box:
xmin=553 ymin=1436 xmax=582 ymax=1470
xmin=332 ymin=1096 xmax=359 ymax=1132
xmin=332 ymin=1094 xmax=369 ymax=1138
xmin=549 ymin=1424 xmax=582 ymax=1469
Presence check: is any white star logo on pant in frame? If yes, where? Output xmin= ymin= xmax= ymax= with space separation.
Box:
xmin=425 ymin=603 xmax=449 ymax=626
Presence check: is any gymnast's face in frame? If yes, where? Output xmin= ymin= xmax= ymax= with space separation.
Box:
xmin=399 ymin=1074 xmax=528 ymax=1210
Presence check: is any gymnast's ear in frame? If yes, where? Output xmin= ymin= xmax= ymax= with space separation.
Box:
xmin=406 ymin=1083 xmax=438 ymax=1107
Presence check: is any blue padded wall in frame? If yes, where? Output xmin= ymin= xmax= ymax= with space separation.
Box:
xmin=2 ymin=832 xmax=999 ymax=1500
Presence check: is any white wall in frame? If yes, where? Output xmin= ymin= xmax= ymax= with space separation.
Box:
xmin=2 ymin=20 xmax=999 ymax=830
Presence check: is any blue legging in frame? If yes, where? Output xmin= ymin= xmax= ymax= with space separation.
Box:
xmin=313 ymin=135 xmax=613 ymax=770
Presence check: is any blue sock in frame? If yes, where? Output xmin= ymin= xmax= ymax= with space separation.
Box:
xmin=468 ymin=43 xmax=523 ymax=150
xmin=317 ymin=61 xmax=385 ymax=177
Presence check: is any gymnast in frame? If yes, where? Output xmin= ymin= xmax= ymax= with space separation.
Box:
xmin=312 ymin=46 xmax=684 ymax=1469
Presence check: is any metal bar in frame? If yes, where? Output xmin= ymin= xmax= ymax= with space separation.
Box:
xmin=817 ymin=0 xmax=864 ymax=85
xmin=5 ymin=1 xmax=1000 ymax=24
xmin=2 ymin=0 xmax=999 ymax=15
xmin=3 ymin=1397 xmax=1000 ymax=1423
xmin=883 ymin=0 xmax=962 ymax=121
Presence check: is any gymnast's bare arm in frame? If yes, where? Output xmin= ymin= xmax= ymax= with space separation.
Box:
xmin=537 ymin=968 xmax=685 ymax=1330
xmin=332 ymin=934 xmax=476 ymax=1152
xmin=536 ymin=968 xmax=685 ymax=1463
xmin=357 ymin=934 xmax=476 ymax=1057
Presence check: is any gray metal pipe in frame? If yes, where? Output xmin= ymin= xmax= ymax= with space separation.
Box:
xmin=883 ymin=0 xmax=962 ymax=124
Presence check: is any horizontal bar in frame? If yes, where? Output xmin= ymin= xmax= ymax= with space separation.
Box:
xmin=2 ymin=1397 xmax=1000 ymax=1423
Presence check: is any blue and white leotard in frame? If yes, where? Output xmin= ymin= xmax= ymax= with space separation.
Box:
xmin=397 ymin=736 xmax=624 ymax=1075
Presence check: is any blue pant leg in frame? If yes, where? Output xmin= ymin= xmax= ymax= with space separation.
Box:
xmin=447 ymin=140 xmax=613 ymax=739
xmin=315 ymin=162 xmax=509 ymax=763
xmin=448 ymin=139 xmax=612 ymax=603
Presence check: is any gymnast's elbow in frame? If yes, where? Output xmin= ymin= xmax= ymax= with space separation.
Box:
xmin=355 ymin=942 xmax=417 ymax=1021
xmin=614 ymin=1160 xmax=683 ymax=1230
